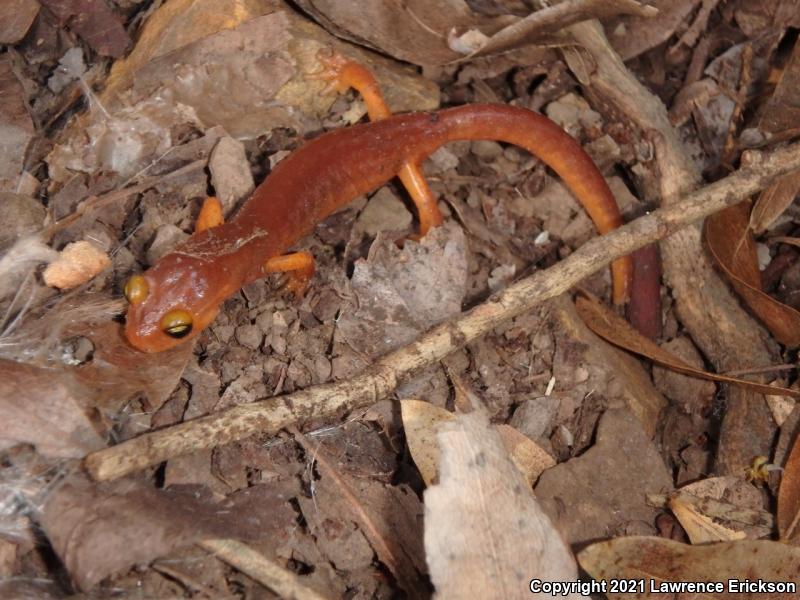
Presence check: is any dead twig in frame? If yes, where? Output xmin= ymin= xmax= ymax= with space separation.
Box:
xmin=82 ymin=140 xmax=800 ymax=482
xmin=199 ymin=538 xmax=330 ymax=600
xmin=42 ymin=158 xmax=207 ymax=241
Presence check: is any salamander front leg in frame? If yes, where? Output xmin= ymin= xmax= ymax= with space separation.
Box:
xmin=264 ymin=251 xmax=316 ymax=297
xmin=195 ymin=197 xmax=224 ymax=232
xmin=314 ymin=49 xmax=445 ymax=236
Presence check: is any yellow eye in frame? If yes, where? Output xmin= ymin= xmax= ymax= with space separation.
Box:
xmin=160 ymin=309 xmax=193 ymax=339
xmin=124 ymin=275 xmax=149 ymax=304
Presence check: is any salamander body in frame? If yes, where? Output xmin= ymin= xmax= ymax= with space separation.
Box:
xmin=124 ymin=104 xmax=632 ymax=352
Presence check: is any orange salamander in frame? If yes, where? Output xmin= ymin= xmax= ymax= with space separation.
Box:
xmin=123 ymin=53 xmax=633 ymax=352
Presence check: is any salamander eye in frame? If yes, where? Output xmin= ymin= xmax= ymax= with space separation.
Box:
xmin=160 ymin=309 xmax=193 ymax=339
xmin=124 ymin=275 xmax=149 ymax=304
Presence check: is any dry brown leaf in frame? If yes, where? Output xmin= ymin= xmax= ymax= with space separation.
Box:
xmin=293 ymin=0 xmax=510 ymax=66
xmin=649 ymin=487 xmax=773 ymax=539
xmin=102 ymin=0 xmax=267 ymax=99
xmin=751 ymin=170 xmax=800 ymax=234
xmin=425 ymin=410 xmax=576 ymax=599
xmin=0 ymin=56 xmax=35 ymax=192
xmin=606 ymin=0 xmax=701 ymax=60
xmin=0 ymin=0 xmax=39 ymax=44
xmin=463 ymin=0 xmax=657 ymax=60
xmin=40 ymin=474 xmax=297 ymax=590
xmin=756 ymin=34 xmax=800 ymax=138
xmin=296 ymin=0 xmax=656 ymax=66
xmin=400 ymin=400 xmax=554 ymax=487
xmin=677 ymin=476 xmax=773 ymax=538
xmin=668 ymin=497 xmax=747 ymax=544
xmin=579 ymin=536 xmax=800 ymax=599
xmin=401 ymin=399 xmax=449 ymax=486
xmin=104 ymin=0 xmax=437 ymax=118
xmin=494 ymin=424 xmax=556 ymax=487
xmin=51 ymin=1 xmax=437 ymax=185
xmin=778 ymin=432 xmax=800 ymax=543
xmin=40 ymin=0 xmax=131 ymax=57
xmin=705 ymin=200 xmax=800 ymax=347
xmin=42 ymin=241 xmax=110 ymax=290
xmin=575 ymin=293 xmax=800 ymax=397
xmin=0 ymin=359 xmax=105 ymax=458
xmin=706 ymin=200 xmax=761 ymax=287
xmin=71 ymin=320 xmax=194 ymax=412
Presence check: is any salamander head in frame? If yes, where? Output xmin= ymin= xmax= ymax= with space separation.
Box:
xmin=123 ymin=253 xmax=228 ymax=352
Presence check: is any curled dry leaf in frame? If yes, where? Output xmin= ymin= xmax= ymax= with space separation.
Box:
xmin=705 ymin=199 xmax=800 ymax=347
xmin=575 ymin=293 xmax=800 ymax=398
xmin=400 ymin=399 xmax=554 ymax=487
xmin=424 ymin=410 xmax=576 ymax=599
xmin=668 ymin=497 xmax=747 ymax=544
xmin=42 ymin=241 xmax=110 ymax=290
xmin=0 ymin=359 xmax=105 ymax=458
xmin=670 ymin=476 xmax=773 ymax=540
xmin=778 ymin=431 xmax=800 ymax=543
xmin=579 ymin=536 xmax=800 ymax=599
xmin=649 ymin=488 xmax=773 ymax=540
xmin=750 ymin=171 xmax=800 ymax=234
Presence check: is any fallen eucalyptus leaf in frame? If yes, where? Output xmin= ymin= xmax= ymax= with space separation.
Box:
xmin=575 ymin=293 xmax=800 ymax=397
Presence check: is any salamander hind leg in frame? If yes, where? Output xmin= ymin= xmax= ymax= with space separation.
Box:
xmin=264 ymin=251 xmax=316 ymax=297
xmin=314 ymin=50 xmax=445 ymax=238
xmin=312 ymin=49 xmax=391 ymax=121
xmin=397 ymin=162 xmax=444 ymax=237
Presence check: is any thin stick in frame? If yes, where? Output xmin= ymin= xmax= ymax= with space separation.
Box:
xmin=199 ymin=538 xmax=330 ymax=600
xmin=42 ymin=159 xmax=207 ymax=240
xmin=84 ymin=141 xmax=800 ymax=482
